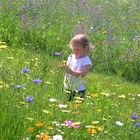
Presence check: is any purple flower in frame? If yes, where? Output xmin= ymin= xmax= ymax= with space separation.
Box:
xmin=15 ymin=85 xmax=24 ymax=89
xmin=65 ymin=120 xmax=73 ymax=127
xmin=22 ymin=68 xmax=29 ymax=73
xmin=26 ymin=96 xmax=34 ymax=103
xmin=32 ymin=79 xmax=42 ymax=84
xmin=53 ymin=52 xmax=61 ymax=57
xmin=65 ymin=120 xmax=80 ymax=129
xmin=131 ymin=115 xmax=138 ymax=120
xmin=135 ymin=123 xmax=140 ymax=127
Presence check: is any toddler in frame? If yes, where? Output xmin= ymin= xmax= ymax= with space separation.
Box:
xmin=63 ymin=34 xmax=93 ymax=101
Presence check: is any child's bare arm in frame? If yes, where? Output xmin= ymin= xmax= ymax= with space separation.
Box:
xmin=66 ymin=65 xmax=91 ymax=77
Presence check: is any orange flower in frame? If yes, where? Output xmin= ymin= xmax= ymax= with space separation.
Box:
xmin=36 ymin=133 xmax=50 ymax=140
xmin=87 ymin=128 xmax=97 ymax=134
xmin=27 ymin=127 xmax=34 ymax=133
xmin=35 ymin=122 xmax=44 ymax=127
xmin=96 ymin=41 xmax=101 ymax=45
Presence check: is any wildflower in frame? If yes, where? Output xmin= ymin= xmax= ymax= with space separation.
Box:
xmin=58 ymin=104 xmax=68 ymax=108
xmin=0 ymin=45 xmax=8 ymax=49
xmin=62 ymin=110 xmax=71 ymax=113
xmin=32 ymin=79 xmax=42 ymax=84
xmin=53 ymin=134 xmax=63 ymax=140
xmin=87 ymin=128 xmax=97 ymax=134
xmin=43 ymin=110 xmax=50 ymax=114
xmin=27 ymin=127 xmax=34 ymax=133
xmin=131 ymin=115 xmax=138 ymax=120
xmin=90 ymin=93 xmax=98 ymax=98
xmin=100 ymin=92 xmax=110 ymax=97
xmin=72 ymin=122 xmax=81 ymax=128
xmin=96 ymin=41 xmax=101 ymax=45
xmin=116 ymin=121 xmax=123 ymax=126
xmin=65 ymin=120 xmax=80 ymax=128
xmin=92 ymin=121 xmax=99 ymax=124
xmin=26 ymin=96 xmax=34 ymax=103
xmin=73 ymin=103 xmax=80 ymax=109
xmin=48 ymin=126 xmax=53 ymax=130
xmin=65 ymin=120 xmax=73 ymax=127
xmin=135 ymin=123 xmax=140 ymax=127
xmin=137 ymin=94 xmax=140 ymax=97
xmin=36 ymin=133 xmax=50 ymax=140
xmin=53 ymin=52 xmax=61 ymax=57
xmin=22 ymin=68 xmax=29 ymax=73
xmin=118 ymin=95 xmax=126 ymax=99
xmin=96 ymin=109 xmax=102 ymax=112
xmin=7 ymin=57 xmax=14 ymax=60
xmin=35 ymin=122 xmax=44 ymax=127
xmin=49 ymin=98 xmax=57 ymax=102
xmin=102 ymin=31 xmax=108 ymax=34
xmin=97 ymin=126 xmax=104 ymax=131
xmin=15 ymin=85 xmax=24 ymax=89
xmin=26 ymin=117 xmax=34 ymax=121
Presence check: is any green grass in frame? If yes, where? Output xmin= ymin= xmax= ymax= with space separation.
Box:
xmin=0 ymin=48 xmax=140 ymax=140
xmin=0 ymin=0 xmax=140 ymax=82
xmin=0 ymin=0 xmax=140 ymax=139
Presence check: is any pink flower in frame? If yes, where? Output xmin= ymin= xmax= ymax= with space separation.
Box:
xmin=65 ymin=120 xmax=80 ymax=129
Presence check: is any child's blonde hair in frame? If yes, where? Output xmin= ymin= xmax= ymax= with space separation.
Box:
xmin=69 ymin=34 xmax=93 ymax=51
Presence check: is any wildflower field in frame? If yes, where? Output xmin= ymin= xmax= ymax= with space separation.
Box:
xmin=0 ymin=0 xmax=140 ymax=140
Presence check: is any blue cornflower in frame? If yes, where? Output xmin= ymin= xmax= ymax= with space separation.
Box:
xmin=53 ymin=52 xmax=61 ymax=57
xmin=131 ymin=115 xmax=138 ymax=120
xmin=135 ymin=123 xmax=140 ymax=127
xmin=26 ymin=96 xmax=34 ymax=103
xmin=32 ymin=79 xmax=42 ymax=84
xmin=15 ymin=85 xmax=24 ymax=89
xmin=22 ymin=68 xmax=29 ymax=73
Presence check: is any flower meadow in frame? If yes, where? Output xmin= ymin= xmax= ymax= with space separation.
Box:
xmin=0 ymin=0 xmax=140 ymax=140
xmin=0 ymin=0 xmax=140 ymax=82
xmin=0 ymin=44 xmax=140 ymax=140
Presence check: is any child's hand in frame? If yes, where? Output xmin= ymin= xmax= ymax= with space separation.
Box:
xmin=59 ymin=61 xmax=68 ymax=69
xmin=60 ymin=61 xmax=73 ymax=74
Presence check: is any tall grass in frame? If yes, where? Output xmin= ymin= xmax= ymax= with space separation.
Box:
xmin=0 ymin=47 xmax=140 ymax=140
xmin=0 ymin=0 xmax=140 ymax=81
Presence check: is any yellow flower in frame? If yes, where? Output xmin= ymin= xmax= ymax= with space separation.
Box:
xmin=102 ymin=31 xmax=108 ymax=34
xmin=7 ymin=57 xmax=14 ymax=60
xmin=96 ymin=109 xmax=102 ymax=112
xmin=90 ymin=93 xmax=98 ymax=98
xmin=0 ymin=41 xmax=6 ymax=44
xmin=118 ymin=95 xmax=126 ymax=99
xmin=43 ymin=110 xmax=50 ymax=114
xmin=97 ymin=126 xmax=104 ymax=131
xmin=72 ymin=122 xmax=81 ymax=126
xmin=73 ymin=103 xmax=80 ymax=109
xmin=92 ymin=121 xmax=99 ymax=124
xmin=0 ymin=45 xmax=8 ymax=49
xmin=48 ymin=126 xmax=53 ymax=130
xmin=62 ymin=110 xmax=71 ymax=113
xmin=100 ymin=92 xmax=110 ymax=97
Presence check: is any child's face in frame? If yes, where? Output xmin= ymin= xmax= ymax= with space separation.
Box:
xmin=71 ymin=45 xmax=88 ymax=57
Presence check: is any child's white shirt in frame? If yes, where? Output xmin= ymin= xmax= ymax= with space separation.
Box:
xmin=64 ymin=54 xmax=92 ymax=91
